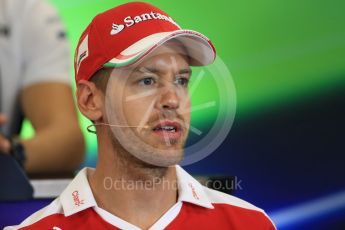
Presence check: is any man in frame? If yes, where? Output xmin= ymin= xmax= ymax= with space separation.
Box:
xmin=0 ymin=0 xmax=84 ymax=174
xmin=6 ymin=2 xmax=276 ymax=229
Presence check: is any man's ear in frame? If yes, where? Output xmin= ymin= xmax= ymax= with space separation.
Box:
xmin=76 ymin=80 xmax=104 ymax=122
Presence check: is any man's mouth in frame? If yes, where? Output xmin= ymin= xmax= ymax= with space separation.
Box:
xmin=152 ymin=121 xmax=182 ymax=140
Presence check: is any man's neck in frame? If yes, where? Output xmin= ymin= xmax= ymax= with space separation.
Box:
xmin=88 ymin=144 xmax=179 ymax=229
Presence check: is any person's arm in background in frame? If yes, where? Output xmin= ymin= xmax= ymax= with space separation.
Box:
xmin=20 ymin=83 xmax=84 ymax=174
xmin=20 ymin=0 xmax=85 ymax=174
xmin=0 ymin=0 xmax=84 ymax=174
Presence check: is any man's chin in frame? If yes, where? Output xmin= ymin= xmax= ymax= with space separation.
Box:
xmin=132 ymin=148 xmax=184 ymax=167
xmin=110 ymin=127 xmax=186 ymax=167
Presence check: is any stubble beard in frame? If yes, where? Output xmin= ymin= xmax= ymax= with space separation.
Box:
xmin=107 ymin=125 xmax=185 ymax=179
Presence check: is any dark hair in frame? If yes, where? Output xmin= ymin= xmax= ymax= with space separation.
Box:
xmin=89 ymin=68 xmax=112 ymax=92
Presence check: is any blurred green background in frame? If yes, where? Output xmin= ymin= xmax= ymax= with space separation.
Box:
xmin=21 ymin=0 xmax=345 ymax=166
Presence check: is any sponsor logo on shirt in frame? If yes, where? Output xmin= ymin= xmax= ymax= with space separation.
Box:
xmin=72 ymin=190 xmax=84 ymax=207
xmin=189 ymin=183 xmax=200 ymax=200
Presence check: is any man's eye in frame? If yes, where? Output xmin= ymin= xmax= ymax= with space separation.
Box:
xmin=175 ymin=77 xmax=189 ymax=87
xmin=138 ymin=77 xmax=156 ymax=86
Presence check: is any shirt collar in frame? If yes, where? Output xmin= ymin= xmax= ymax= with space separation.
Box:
xmin=60 ymin=166 xmax=214 ymax=216
xmin=60 ymin=167 xmax=97 ymax=216
xmin=175 ymin=165 xmax=214 ymax=209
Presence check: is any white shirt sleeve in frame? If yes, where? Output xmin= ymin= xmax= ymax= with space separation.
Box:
xmin=21 ymin=0 xmax=71 ymax=88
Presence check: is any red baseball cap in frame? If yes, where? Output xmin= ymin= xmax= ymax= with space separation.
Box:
xmin=74 ymin=2 xmax=216 ymax=83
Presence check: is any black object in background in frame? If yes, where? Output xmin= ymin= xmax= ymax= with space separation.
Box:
xmin=0 ymin=153 xmax=33 ymax=201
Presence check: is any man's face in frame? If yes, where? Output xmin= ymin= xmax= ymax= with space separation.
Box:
xmin=104 ymin=42 xmax=191 ymax=166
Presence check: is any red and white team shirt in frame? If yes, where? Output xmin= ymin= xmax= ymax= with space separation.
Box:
xmin=5 ymin=166 xmax=276 ymax=229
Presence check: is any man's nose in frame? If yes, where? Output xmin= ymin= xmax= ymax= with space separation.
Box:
xmin=157 ymin=84 xmax=180 ymax=110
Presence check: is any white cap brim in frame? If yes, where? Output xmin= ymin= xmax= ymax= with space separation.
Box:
xmin=103 ymin=30 xmax=216 ymax=68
